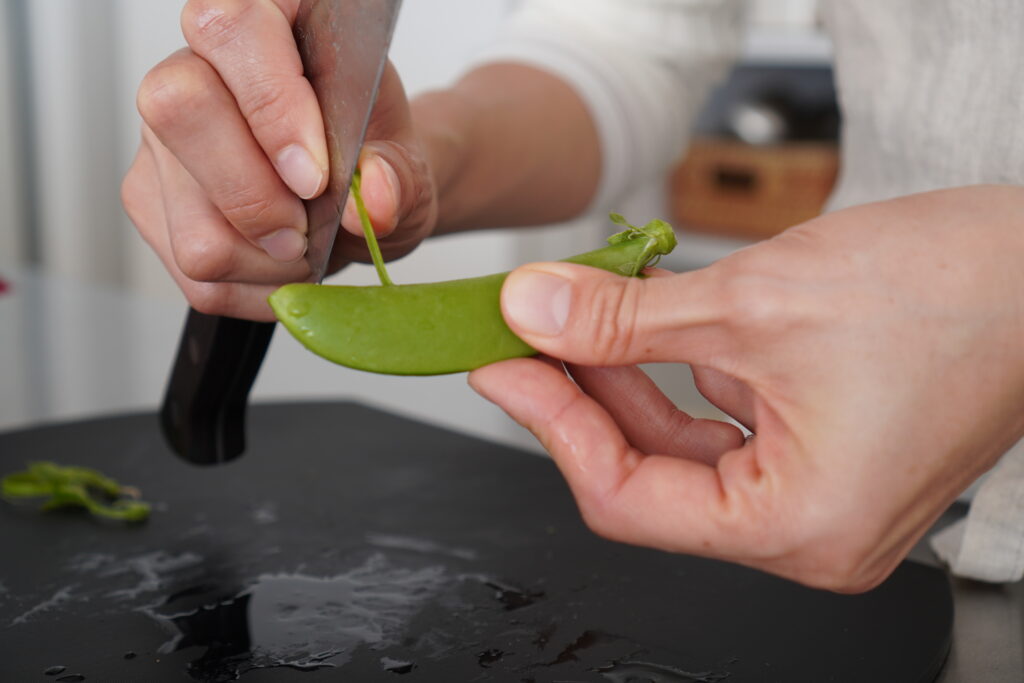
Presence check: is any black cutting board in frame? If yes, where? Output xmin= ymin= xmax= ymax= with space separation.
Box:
xmin=0 ymin=402 xmax=951 ymax=682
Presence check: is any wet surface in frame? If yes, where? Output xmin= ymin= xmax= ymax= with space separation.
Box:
xmin=4 ymin=532 xmax=741 ymax=682
xmin=151 ymin=556 xmax=449 ymax=681
xmin=0 ymin=402 xmax=953 ymax=682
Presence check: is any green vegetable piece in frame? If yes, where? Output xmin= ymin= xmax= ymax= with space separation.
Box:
xmin=277 ymin=174 xmax=674 ymax=374
xmin=2 ymin=461 xmax=150 ymax=522
xmin=351 ymin=168 xmax=393 ymax=287
xmin=270 ymin=215 xmax=677 ymax=375
xmin=269 ymin=215 xmax=676 ymax=375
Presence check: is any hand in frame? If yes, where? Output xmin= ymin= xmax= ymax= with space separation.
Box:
xmin=122 ymin=0 xmax=437 ymax=320
xmin=470 ymin=185 xmax=1024 ymax=592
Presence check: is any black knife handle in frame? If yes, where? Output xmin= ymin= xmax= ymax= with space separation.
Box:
xmin=161 ymin=308 xmax=275 ymax=465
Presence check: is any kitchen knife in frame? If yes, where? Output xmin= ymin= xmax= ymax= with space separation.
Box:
xmin=161 ymin=0 xmax=403 ymax=465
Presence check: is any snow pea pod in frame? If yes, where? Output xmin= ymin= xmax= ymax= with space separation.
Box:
xmin=269 ymin=216 xmax=677 ymax=376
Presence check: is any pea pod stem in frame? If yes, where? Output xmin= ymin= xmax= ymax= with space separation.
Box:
xmin=270 ymin=215 xmax=677 ymax=375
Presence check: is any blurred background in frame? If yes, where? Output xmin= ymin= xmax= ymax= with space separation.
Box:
xmin=0 ymin=0 xmax=836 ymax=451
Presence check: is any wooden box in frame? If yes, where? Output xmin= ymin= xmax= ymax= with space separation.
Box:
xmin=669 ymin=138 xmax=839 ymax=240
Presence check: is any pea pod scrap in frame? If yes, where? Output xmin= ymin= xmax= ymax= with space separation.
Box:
xmin=2 ymin=461 xmax=150 ymax=522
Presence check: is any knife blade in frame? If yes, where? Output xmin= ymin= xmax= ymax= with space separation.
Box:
xmin=160 ymin=0 xmax=403 ymax=465
xmin=296 ymin=0 xmax=402 ymax=279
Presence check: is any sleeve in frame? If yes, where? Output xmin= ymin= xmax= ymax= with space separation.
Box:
xmin=468 ymin=0 xmax=745 ymax=212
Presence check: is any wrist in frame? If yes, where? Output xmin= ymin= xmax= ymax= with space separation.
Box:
xmin=409 ymin=63 xmax=600 ymax=235
xmin=410 ymin=89 xmax=476 ymax=235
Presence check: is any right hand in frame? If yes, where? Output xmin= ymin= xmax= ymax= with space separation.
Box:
xmin=122 ymin=0 xmax=438 ymax=321
xmin=470 ymin=185 xmax=1024 ymax=591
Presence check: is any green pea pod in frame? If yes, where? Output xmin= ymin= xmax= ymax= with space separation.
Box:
xmin=269 ymin=217 xmax=677 ymax=376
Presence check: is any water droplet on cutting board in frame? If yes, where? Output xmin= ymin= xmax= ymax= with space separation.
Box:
xmin=288 ymin=301 xmax=310 ymax=318
xmin=380 ymin=656 xmax=417 ymax=674
xmin=477 ymin=648 xmax=504 ymax=668
xmin=482 ymin=578 xmax=544 ymax=611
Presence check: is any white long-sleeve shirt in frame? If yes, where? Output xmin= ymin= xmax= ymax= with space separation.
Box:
xmin=476 ymin=0 xmax=1024 ymax=210
xmin=473 ymin=0 xmax=744 ymax=211
xmin=824 ymin=0 xmax=1024 ymax=210
xmin=475 ymin=0 xmax=1024 ymax=583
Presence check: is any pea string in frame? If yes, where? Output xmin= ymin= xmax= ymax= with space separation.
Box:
xmin=351 ymin=168 xmax=394 ymax=287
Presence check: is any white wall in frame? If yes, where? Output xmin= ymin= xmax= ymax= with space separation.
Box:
xmin=114 ymin=0 xmax=191 ymax=298
xmin=0 ymin=0 xmax=26 ymax=269
xmin=22 ymin=1 xmax=125 ymax=284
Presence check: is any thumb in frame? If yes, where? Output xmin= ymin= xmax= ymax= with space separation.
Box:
xmin=336 ymin=139 xmax=438 ymax=262
xmin=339 ymin=61 xmax=437 ymax=254
xmin=341 ymin=146 xmax=402 ymax=238
xmin=501 ymin=262 xmax=723 ymax=366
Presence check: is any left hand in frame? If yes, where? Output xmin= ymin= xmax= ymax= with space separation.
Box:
xmin=469 ymin=185 xmax=1024 ymax=592
xmin=123 ymin=0 xmax=437 ymax=320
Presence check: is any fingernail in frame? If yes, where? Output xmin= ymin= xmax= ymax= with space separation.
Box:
xmin=260 ymin=228 xmax=307 ymax=263
xmin=276 ymin=144 xmax=323 ymax=199
xmin=504 ymin=270 xmax=571 ymax=336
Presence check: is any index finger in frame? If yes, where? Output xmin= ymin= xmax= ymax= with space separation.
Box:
xmin=181 ymin=0 xmax=327 ymax=199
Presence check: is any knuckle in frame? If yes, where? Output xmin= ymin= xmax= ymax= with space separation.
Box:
xmin=572 ymin=485 xmax=632 ymax=548
xmin=173 ymin=232 xmax=236 ymax=283
xmin=137 ymin=60 xmax=214 ymax=131
xmin=217 ymin=188 xmax=277 ymax=231
xmin=181 ymin=0 xmax=251 ymax=54
xmin=187 ymin=284 xmax=236 ymax=317
xmin=586 ymin=277 xmax=642 ymax=363
xmin=236 ymin=76 xmax=297 ymax=137
xmin=715 ymin=269 xmax=790 ymax=333
xmin=575 ymin=500 xmax=622 ymax=545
